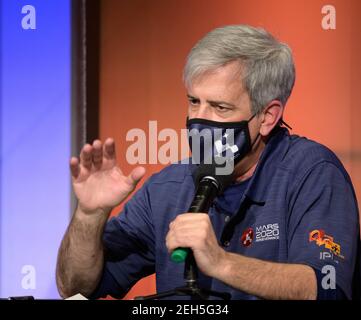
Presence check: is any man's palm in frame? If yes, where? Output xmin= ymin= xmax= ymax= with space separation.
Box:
xmin=71 ymin=139 xmax=145 ymax=214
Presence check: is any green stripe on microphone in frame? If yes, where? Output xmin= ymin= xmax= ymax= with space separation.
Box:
xmin=171 ymin=248 xmax=189 ymax=263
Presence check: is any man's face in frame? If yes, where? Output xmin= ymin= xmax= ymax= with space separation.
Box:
xmin=186 ymin=60 xmax=253 ymax=122
xmin=186 ymin=60 xmax=264 ymax=177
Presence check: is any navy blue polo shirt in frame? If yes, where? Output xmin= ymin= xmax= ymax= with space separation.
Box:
xmin=91 ymin=128 xmax=360 ymax=300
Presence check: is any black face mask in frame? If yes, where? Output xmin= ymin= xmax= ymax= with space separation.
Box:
xmin=186 ymin=114 xmax=257 ymax=175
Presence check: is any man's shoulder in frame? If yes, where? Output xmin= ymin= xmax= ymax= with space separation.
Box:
xmin=148 ymin=161 xmax=195 ymax=185
xmin=140 ymin=162 xmax=195 ymax=206
xmin=282 ymin=133 xmax=343 ymax=169
xmin=278 ymin=132 xmax=350 ymax=182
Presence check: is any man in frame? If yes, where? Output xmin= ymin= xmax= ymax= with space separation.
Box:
xmin=56 ymin=25 xmax=360 ymax=300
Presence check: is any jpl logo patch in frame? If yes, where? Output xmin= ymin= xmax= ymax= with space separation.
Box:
xmin=309 ymin=229 xmax=344 ymax=259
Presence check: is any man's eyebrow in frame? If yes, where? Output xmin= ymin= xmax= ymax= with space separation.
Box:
xmin=207 ymin=99 xmax=235 ymax=107
xmin=187 ymin=94 xmax=235 ymax=107
xmin=187 ymin=94 xmax=198 ymax=100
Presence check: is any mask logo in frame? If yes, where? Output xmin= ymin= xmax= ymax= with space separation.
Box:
xmin=186 ymin=115 xmax=255 ymax=175
xmin=214 ymin=133 xmax=239 ymax=157
xmin=309 ymin=229 xmax=344 ymax=259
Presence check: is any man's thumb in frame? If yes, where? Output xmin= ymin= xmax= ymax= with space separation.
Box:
xmin=126 ymin=166 xmax=146 ymax=187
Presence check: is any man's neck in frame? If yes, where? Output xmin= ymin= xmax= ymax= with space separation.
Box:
xmin=233 ymin=137 xmax=266 ymax=183
xmin=234 ymin=162 xmax=258 ymax=183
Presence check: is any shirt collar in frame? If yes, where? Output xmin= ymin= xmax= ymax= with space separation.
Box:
xmin=243 ymin=127 xmax=291 ymax=203
xmin=187 ymin=127 xmax=291 ymax=205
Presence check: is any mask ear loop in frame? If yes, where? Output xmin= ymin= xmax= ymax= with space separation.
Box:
xmin=251 ymin=132 xmax=260 ymax=148
xmin=280 ymin=119 xmax=292 ymax=130
xmin=247 ymin=112 xmax=260 ymax=148
xmin=248 ymin=113 xmax=257 ymax=122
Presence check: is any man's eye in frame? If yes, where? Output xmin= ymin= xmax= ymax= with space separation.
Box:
xmin=215 ymin=105 xmax=229 ymax=112
xmin=188 ymin=98 xmax=199 ymax=106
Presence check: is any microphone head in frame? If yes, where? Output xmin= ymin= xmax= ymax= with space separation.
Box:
xmin=194 ymin=163 xmax=234 ymax=194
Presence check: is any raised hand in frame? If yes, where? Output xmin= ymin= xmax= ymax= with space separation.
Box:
xmin=70 ymin=138 xmax=145 ymax=215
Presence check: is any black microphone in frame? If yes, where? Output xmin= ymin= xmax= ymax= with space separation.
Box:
xmin=170 ymin=164 xmax=233 ymax=263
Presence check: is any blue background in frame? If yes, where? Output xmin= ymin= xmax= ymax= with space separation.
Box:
xmin=0 ymin=0 xmax=71 ymax=298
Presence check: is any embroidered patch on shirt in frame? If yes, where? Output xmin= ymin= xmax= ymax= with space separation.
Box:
xmin=241 ymin=228 xmax=254 ymax=247
xmin=255 ymin=223 xmax=280 ymax=242
xmin=309 ymin=229 xmax=344 ymax=259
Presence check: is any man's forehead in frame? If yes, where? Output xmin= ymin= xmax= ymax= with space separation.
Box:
xmin=187 ymin=68 xmax=247 ymax=102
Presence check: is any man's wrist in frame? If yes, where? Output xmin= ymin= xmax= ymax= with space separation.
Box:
xmin=213 ymin=250 xmax=235 ymax=281
xmin=76 ymin=205 xmax=112 ymax=222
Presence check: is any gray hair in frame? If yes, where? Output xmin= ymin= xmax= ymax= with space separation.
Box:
xmin=183 ymin=25 xmax=295 ymax=114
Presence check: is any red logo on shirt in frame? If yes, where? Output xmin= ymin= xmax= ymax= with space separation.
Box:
xmin=309 ymin=229 xmax=344 ymax=259
xmin=241 ymin=228 xmax=254 ymax=247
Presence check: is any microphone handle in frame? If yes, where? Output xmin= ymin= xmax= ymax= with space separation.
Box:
xmin=170 ymin=177 xmax=219 ymax=263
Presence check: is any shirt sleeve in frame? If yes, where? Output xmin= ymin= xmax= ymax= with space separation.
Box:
xmin=312 ymin=267 xmax=347 ymax=299
xmin=287 ymin=161 xmax=360 ymax=300
xmin=90 ymin=180 xmax=155 ymax=299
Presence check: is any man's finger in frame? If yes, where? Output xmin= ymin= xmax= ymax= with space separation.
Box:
xmin=165 ymin=233 xmax=176 ymax=254
xmin=126 ymin=166 xmax=146 ymax=187
xmin=80 ymin=144 xmax=93 ymax=170
xmin=173 ymin=213 xmax=209 ymax=223
xmin=70 ymin=157 xmax=80 ymax=179
xmin=92 ymin=140 xmax=103 ymax=169
xmin=104 ymin=138 xmax=116 ymax=164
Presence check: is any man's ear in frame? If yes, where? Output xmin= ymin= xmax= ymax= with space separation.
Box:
xmin=259 ymin=100 xmax=284 ymax=136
